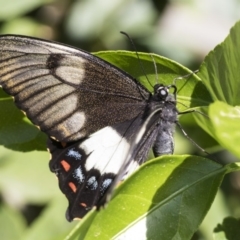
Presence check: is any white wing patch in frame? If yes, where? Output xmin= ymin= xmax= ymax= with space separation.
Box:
xmin=81 ymin=126 xmax=130 ymax=175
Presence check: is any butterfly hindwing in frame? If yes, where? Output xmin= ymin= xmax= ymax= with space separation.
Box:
xmin=49 ymin=122 xmax=137 ymax=220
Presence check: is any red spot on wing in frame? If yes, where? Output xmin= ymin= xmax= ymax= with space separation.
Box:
xmin=68 ymin=182 xmax=77 ymax=193
xmin=60 ymin=160 xmax=71 ymax=172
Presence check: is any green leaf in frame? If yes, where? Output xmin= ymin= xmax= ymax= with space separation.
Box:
xmin=198 ymin=21 xmax=240 ymax=106
xmin=194 ymin=101 xmax=240 ymax=158
xmin=70 ymin=155 xmax=228 ymax=240
xmin=0 ymin=91 xmax=47 ymax=151
xmin=0 ymin=96 xmax=37 ymax=143
xmin=194 ymin=21 xmax=240 ymax=156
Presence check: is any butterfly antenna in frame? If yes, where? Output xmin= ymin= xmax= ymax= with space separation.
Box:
xmin=150 ymin=54 xmax=159 ymax=85
xmin=120 ymin=31 xmax=154 ymax=89
xmin=173 ymin=70 xmax=199 ymax=85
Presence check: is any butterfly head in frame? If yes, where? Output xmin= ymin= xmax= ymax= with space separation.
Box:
xmin=153 ymin=84 xmax=177 ymax=102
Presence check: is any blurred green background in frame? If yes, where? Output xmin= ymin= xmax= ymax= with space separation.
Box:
xmin=0 ymin=0 xmax=240 ymax=239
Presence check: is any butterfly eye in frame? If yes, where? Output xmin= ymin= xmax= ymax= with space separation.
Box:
xmin=157 ymin=86 xmax=168 ymax=99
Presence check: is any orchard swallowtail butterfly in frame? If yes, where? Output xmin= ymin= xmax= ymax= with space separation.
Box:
xmin=0 ymin=35 xmax=178 ymax=221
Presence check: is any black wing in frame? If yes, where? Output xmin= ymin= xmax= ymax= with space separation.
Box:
xmin=0 ymin=35 xmax=150 ymax=142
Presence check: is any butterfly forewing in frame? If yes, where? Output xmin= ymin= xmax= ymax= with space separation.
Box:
xmin=0 ymin=35 xmax=149 ymax=142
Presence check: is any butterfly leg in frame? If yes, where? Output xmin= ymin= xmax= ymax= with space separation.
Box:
xmin=176 ymin=121 xmax=209 ymax=155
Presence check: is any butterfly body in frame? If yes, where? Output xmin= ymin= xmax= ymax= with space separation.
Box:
xmin=0 ymin=35 xmax=178 ymax=221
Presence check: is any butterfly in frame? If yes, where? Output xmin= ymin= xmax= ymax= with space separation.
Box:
xmin=0 ymin=35 xmax=178 ymax=221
